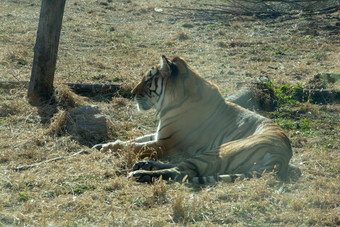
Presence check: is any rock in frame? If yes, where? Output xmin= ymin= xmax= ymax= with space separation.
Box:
xmin=226 ymin=87 xmax=257 ymax=110
xmin=69 ymin=105 xmax=108 ymax=145
xmin=226 ymin=81 xmax=277 ymax=113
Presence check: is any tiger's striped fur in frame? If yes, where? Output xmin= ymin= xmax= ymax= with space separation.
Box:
xmin=94 ymin=56 xmax=292 ymax=183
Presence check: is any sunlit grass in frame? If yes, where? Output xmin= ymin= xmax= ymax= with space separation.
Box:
xmin=0 ymin=0 xmax=339 ymax=226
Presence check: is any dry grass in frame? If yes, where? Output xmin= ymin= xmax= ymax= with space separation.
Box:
xmin=1 ymin=0 xmax=340 ymax=226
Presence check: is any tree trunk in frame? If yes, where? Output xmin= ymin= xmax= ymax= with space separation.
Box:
xmin=27 ymin=0 xmax=66 ymax=105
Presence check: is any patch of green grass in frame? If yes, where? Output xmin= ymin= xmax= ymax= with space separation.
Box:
xmin=262 ymin=82 xmax=316 ymax=135
xmin=57 ymin=182 xmax=97 ymax=196
xmin=18 ymin=191 xmax=30 ymax=202
xmin=206 ymin=23 xmax=221 ymax=31
xmin=73 ymin=185 xmax=96 ymax=194
xmin=274 ymin=49 xmax=285 ymax=55
xmin=272 ymin=83 xmax=306 ymax=106
xmin=129 ymin=198 xmax=146 ymax=208
xmin=276 ymin=118 xmax=314 ymax=134
xmin=298 ymin=35 xmax=315 ymax=43
xmin=307 ymin=52 xmax=326 ymax=60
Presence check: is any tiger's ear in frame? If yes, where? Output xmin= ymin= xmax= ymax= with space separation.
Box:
xmin=159 ymin=55 xmax=171 ymax=75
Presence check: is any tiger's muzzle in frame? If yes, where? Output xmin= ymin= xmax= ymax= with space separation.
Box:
xmin=135 ymin=96 xmax=154 ymax=111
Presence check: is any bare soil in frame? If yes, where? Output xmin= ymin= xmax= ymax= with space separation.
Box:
xmin=0 ymin=0 xmax=339 ymax=226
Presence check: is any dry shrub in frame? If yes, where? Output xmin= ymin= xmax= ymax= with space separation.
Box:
xmin=187 ymin=195 xmax=209 ymax=222
xmin=0 ymin=152 xmax=11 ymax=164
xmin=182 ymin=23 xmax=194 ymax=28
xmin=4 ymin=48 xmax=29 ymax=66
xmin=104 ymin=177 xmax=124 ymax=192
xmin=173 ymin=32 xmax=191 ymax=41
xmin=217 ymin=41 xmax=228 ymax=48
xmin=252 ymin=81 xmax=278 ymax=112
xmin=148 ymin=177 xmax=167 ymax=205
xmin=46 ymin=110 xmax=68 ymax=136
xmin=164 ymin=40 xmax=176 ymax=47
xmin=320 ymin=104 xmax=340 ymax=113
xmin=0 ymin=102 xmax=19 ymax=117
xmin=0 ymin=99 xmax=31 ymax=118
xmin=112 ymin=97 xmax=127 ymax=108
xmin=250 ymin=182 xmax=270 ymax=200
xmin=170 ymin=190 xmax=210 ymax=223
xmin=54 ymin=84 xmax=77 ymax=108
xmin=216 ymin=29 xmax=226 ymax=36
xmin=113 ymin=144 xmax=139 ymax=170
xmin=103 ymin=169 xmax=116 ymax=178
xmin=164 ymin=32 xmax=191 ymax=46
xmin=171 ymin=191 xmax=186 ymax=222
xmin=53 ymin=83 xmax=89 ymax=108
xmin=229 ymin=40 xmax=250 ymax=48
xmin=290 ymin=198 xmax=306 ymax=211
xmin=17 ymin=148 xmax=41 ymax=162
xmin=297 ymin=101 xmax=318 ymax=115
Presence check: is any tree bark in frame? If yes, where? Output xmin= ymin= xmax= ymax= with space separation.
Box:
xmin=27 ymin=0 xmax=66 ymax=105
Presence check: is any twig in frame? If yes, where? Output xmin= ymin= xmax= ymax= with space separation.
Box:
xmin=14 ymin=150 xmax=90 ymax=171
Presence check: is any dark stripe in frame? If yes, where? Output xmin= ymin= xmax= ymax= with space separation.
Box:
xmin=158 ymin=130 xmax=180 ymax=141
xmin=229 ymin=144 xmax=273 ymax=173
xmin=183 ymin=160 xmax=200 ymax=176
xmin=195 ymin=147 xmax=207 ymax=154
xmin=185 ymin=154 xmax=219 ymax=176
xmin=215 ymin=157 xmax=222 ymax=174
xmin=158 ymin=112 xmax=184 ymax=133
xmin=199 ymin=177 xmax=205 ymax=184
xmin=156 ymin=77 xmax=164 ymax=102
xmin=230 ymin=175 xmax=239 ymax=182
xmin=214 ymin=129 xmax=232 ymax=147
xmin=149 ymin=78 xmax=159 ymax=95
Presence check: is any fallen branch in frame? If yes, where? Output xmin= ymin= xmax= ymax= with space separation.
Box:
xmin=14 ymin=149 xmax=90 ymax=171
xmin=0 ymin=81 xmax=132 ymax=98
xmin=304 ymin=89 xmax=340 ymax=104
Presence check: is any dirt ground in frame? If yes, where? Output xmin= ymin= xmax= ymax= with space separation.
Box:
xmin=0 ymin=0 xmax=339 ymax=226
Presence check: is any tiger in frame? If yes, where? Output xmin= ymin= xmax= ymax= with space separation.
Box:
xmin=93 ymin=55 xmax=292 ymax=184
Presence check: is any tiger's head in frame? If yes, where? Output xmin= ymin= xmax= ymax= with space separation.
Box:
xmin=132 ymin=55 xmax=216 ymax=115
xmin=131 ymin=55 xmax=177 ymax=113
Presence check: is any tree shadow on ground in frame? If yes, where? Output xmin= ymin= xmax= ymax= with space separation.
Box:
xmin=162 ymin=1 xmax=340 ymax=35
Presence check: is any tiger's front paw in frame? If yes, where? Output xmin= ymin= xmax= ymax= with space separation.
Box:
xmin=132 ymin=160 xmax=160 ymax=171
xmin=92 ymin=140 xmax=123 ymax=153
xmin=127 ymin=170 xmax=154 ymax=183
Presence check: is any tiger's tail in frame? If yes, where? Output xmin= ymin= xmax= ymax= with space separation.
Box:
xmin=190 ymin=174 xmax=246 ymax=184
